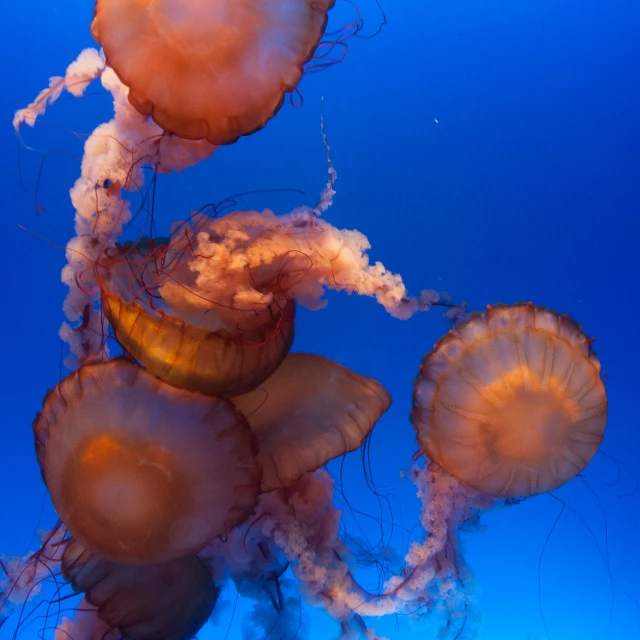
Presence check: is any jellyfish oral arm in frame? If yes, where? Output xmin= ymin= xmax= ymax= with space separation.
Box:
xmin=15 ymin=50 xmax=219 ymax=367
xmin=13 ymin=49 xmax=106 ymax=130
xmin=225 ymin=467 xmax=492 ymax=636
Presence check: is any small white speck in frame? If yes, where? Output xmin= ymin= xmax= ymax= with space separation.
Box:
xmin=434 ymin=118 xmax=439 ymax=124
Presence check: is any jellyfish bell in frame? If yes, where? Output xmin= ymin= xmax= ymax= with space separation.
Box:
xmin=412 ymin=302 xmax=608 ymax=498
xmin=61 ymin=540 xmax=218 ymax=640
xmin=91 ymin=0 xmax=336 ymax=144
xmin=97 ymin=238 xmax=295 ymax=398
xmin=33 ymin=358 xmax=261 ymax=565
xmin=233 ymin=353 xmax=392 ymax=491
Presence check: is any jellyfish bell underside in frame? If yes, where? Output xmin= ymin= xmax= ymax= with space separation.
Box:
xmin=91 ymin=0 xmax=336 ymax=143
xmin=32 ymin=358 xmax=261 ymax=565
xmin=98 ymin=241 xmax=295 ymax=398
xmin=412 ymin=303 xmax=608 ymax=498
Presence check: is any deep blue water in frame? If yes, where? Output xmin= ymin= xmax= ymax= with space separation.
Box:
xmin=1 ymin=1 xmax=639 ymax=639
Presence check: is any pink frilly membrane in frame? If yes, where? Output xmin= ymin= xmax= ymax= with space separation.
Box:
xmin=199 ymin=467 xmax=493 ymax=640
xmin=14 ymin=50 xmax=461 ymax=371
xmin=13 ymin=49 xmax=218 ymax=368
xmin=151 ymin=194 xmax=450 ymax=342
xmin=142 ymin=106 xmax=464 ymax=333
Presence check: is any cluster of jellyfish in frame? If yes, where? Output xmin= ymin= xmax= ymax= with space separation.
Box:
xmin=1 ymin=2 xmax=608 ymax=640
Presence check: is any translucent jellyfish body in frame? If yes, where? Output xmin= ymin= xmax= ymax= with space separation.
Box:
xmin=61 ymin=540 xmax=218 ymax=640
xmin=32 ymin=358 xmax=260 ymax=564
xmin=91 ymin=0 xmax=336 ymax=143
xmin=233 ymin=352 xmax=392 ymax=490
xmin=412 ymin=303 xmax=608 ymax=497
xmin=98 ymin=240 xmax=295 ymax=398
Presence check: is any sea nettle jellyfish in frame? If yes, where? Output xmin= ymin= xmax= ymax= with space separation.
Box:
xmin=60 ymin=539 xmax=218 ymax=640
xmin=95 ymin=202 xmax=443 ymax=399
xmin=91 ymin=0 xmax=337 ymax=143
xmin=1 ymin=525 xmax=220 ymax=640
xmin=412 ymin=302 xmax=608 ymax=497
xmin=32 ymin=358 xmax=260 ymax=565
xmin=98 ymin=238 xmax=296 ymax=398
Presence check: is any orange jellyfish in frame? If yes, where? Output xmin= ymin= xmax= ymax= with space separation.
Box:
xmin=233 ymin=352 xmax=391 ymax=490
xmin=32 ymin=358 xmax=261 ymax=565
xmin=94 ymin=197 xmax=436 ymax=400
xmin=412 ymin=302 xmax=608 ymax=497
xmin=61 ymin=540 xmax=218 ymax=640
xmin=91 ymin=0 xmax=336 ymax=143
xmin=97 ymin=239 xmax=295 ymax=398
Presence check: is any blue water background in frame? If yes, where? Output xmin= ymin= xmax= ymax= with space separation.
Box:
xmin=1 ymin=1 xmax=639 ymax=638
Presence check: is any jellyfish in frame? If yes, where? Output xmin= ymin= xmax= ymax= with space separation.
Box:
xmin=60 ymin=540 xmax=218 ymax=640
xmin=98 ymin=239 xmax=296 ymax=398
xmin=91 ymin=0 xmax=337 ymax=144
xmin=32 ymin=358 xmax=261 ymax=564
xmin=1 ymin=525 xmax=220 ymax=640
xmin=233 ymin=352 xmax=392 ymax=490
xmin=95 ymin=206 xmax=444 ymax=394
xmin=90 ymin=191 xmax=454 ymax=402
xmin=2 ymin=357 xmax=258 ymax=638
xmin=411 ymin=302 xmax=608 ymax=497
